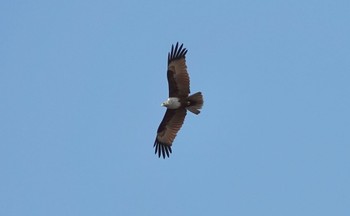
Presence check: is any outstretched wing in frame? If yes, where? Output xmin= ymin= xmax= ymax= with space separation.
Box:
xmin=167 ymin=42 xmax=190 ymax=98
xmin=154 ymin=108 xmax=187 ymax=158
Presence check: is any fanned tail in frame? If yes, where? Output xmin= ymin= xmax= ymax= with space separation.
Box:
xmin=186 ymin=92 xmax=204 ymax=115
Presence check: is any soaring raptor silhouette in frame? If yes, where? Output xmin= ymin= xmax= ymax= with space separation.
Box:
xmin=154 ymin=42 xmax=204 ymax=159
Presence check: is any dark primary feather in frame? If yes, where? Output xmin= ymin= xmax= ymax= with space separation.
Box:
xmin=154 ymin=140 xmax=172 ymax=158
xmin=168 ymin=42 xmax=188 ymax=64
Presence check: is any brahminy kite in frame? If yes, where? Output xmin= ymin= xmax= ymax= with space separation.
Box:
xmin=154 ymin=42 xmax=204 ymax=158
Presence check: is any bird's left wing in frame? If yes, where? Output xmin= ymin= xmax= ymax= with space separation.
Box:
xmin=167 ymin=43 xmax=190 ymax=98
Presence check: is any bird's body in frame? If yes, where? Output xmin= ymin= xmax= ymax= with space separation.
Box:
xmin=154 ymin=43 xmax=204 ymax=158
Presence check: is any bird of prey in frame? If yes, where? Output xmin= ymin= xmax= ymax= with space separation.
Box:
xmin=154 ymin=42 xmax=204 ymax=159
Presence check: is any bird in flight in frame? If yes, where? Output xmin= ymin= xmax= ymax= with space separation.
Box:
xmin=154 ymin=42 xmax=204 ymax=159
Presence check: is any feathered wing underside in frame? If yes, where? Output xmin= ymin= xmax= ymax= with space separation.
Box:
xmin=167 ymin=42 xmax=190 ymax=98
xmin=154 ymin=109 xmax=187 ymax=158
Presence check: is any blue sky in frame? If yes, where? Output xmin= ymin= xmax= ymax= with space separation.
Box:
xmin=1 ymin=0 xmax=349 ymax=215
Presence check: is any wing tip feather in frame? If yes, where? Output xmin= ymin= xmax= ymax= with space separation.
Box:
xmin=168 ymin=42 xmax=187 ymax=64
xmin=154 ymin=139 xmax=172 ymax=159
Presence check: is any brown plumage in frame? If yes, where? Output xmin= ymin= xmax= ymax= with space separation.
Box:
xmin=154 ymin=42 xmax=204 ymax=159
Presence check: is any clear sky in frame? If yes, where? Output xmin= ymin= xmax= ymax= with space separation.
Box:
xmin=1 ymin=0 xmax=349 ymax=215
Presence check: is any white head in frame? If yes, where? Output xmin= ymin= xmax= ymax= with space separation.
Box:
xmin=160 ymin=97 xmax=181 ymax=109
xmin=161 ymin=99 xmax=170 ymax=107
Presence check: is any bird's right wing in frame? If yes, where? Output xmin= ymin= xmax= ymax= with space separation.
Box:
xmin=154 ymin=108 xmax=187 ymax=158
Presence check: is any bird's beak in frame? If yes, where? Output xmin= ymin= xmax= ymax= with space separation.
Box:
xmin=161 ymin=103 xmax=165 ymax=106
